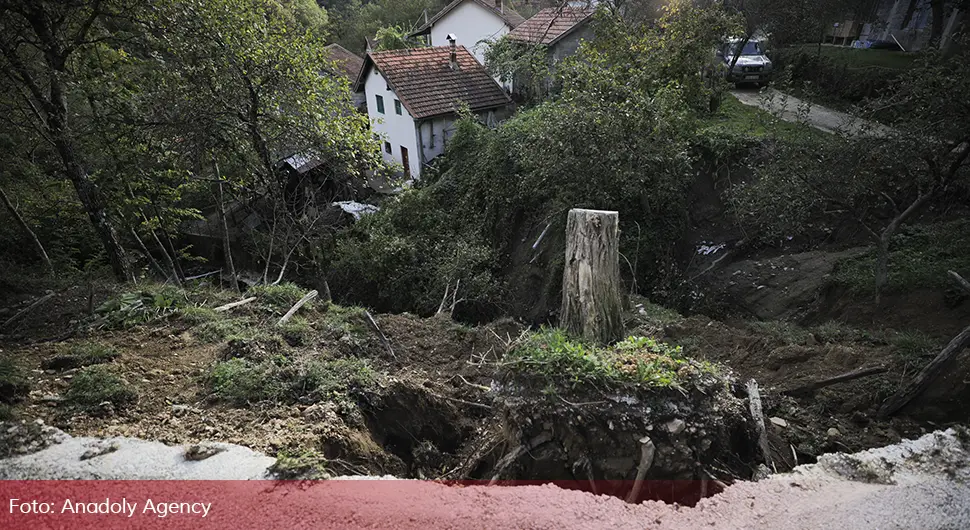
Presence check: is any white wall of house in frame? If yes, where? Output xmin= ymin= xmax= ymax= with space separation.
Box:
xmin=364 ymin=67 xmax=421 ymax=178
xmin=429 ymin=1 xmax=510 ymax=64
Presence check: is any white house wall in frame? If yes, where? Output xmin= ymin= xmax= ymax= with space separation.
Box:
xmin=429 ymin=1 xmax=510 ymax=64
xmin=364 ymin=67 xmax=421 ymax=178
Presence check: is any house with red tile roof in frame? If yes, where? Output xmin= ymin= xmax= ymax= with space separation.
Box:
xmin=411 ymin=0 xmax=526 ymax=65
xmin=507 ymin=6 xmax=596 ymax=62
xmin=353 ymin=40 xmax=512 ymax=179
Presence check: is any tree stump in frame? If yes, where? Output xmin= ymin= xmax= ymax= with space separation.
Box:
xmin=560 ymin=209 xmax=623 ymax=344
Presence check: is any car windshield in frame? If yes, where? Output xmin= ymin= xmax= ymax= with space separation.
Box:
xmin=727 ymin=41 xmax=762 ymax=56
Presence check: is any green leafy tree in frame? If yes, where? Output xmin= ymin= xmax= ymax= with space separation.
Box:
xmin=373 ymin=24 xmax=424 ymax=51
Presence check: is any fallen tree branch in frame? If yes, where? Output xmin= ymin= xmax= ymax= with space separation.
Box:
xmin=429 ymin=392 xmax=491 ymax=410
xmin=363 ymin=310 xmax=396 ymax=360
xmin=213 ymin=297 xmax=257 ymax=313
xmin=276 ymin=290 xmax=317 ymax=326
xmin=948 ymin=270 xmax=970 ymax=295
xmin=746 ymin=379 xmax=774 ymax=473
xmin=625 ymin=435 xmax=656 ymax=504
xmin=781 ymin=366 xmax=888 ymax=396
xmin=2 ymin=292 xmax=55 ymax=331
xmin=879 ymin=324 xmax=970 ymax=418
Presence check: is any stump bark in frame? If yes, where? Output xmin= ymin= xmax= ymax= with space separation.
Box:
xmin=560 ymin=209 xmax=623 ymax=344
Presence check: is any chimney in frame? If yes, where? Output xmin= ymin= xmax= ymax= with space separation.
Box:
xmin=447 ymin=34 xmax=458 ymax=70
xmin=494 ymin=0 xmax=503 ymax=12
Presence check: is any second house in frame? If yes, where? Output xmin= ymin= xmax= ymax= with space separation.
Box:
xmin=354 ymin=38 xmax=513 ymax=179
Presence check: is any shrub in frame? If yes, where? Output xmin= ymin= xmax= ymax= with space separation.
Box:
xmin=505 ymin=328 xmax=712 ymax=389
xmin=42 ymin=342 xmax=121 ymax=370
xmin=0 ymin=358 xmax=30 ymax=404
xmin=94 ymin=286 xmax=185 ymax=328
xmin=771 ymin=48 xmax=904 ymax=108
xmin=249 ymin=283 xmax=310 ymax=311
xmin=65 ymin=366 xmax=137 ymax=409
xmin=270 ymin=449 xmax=329 ymax=479
xmin=279 ymin=316 xmax=311 ymax=346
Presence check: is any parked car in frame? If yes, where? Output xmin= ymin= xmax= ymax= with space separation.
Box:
xmin=717 ymin=37 xmax=773 ymax=87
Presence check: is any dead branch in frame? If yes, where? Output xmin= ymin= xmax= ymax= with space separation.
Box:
xmin=781 ymin=366 xmax=888 ymax=396
xmin=276 ymin=290 xmax=317 ymax=326
xmin=214 ymin=297 xmax=257 ymax=313
xmin=746 ymin=379 xmax=774 ymax=473
xmin=948 ymin=270 xmax=970 ymax=295
xmin=429 ymin=392 xmax=491 ymax=410
xmin=625 ymin=435 xmax=656 ymax=504
xmin=2 ymin=292 xmax=55 ymax=331
xmin=487 ymin=432 xmax=553 ymax=486
xmin=363 ymin=310 xmax=396 ymax=360
xmin=457 ymin=374 xmax=490 ymax=392
xmin=878 ymin=324 xmax=970 ymax=418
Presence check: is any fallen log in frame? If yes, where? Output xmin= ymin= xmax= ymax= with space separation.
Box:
xmin=781 ymin=366 xmax=888 ymax=396
xmin=2 ymin=292 xmax=55 ymax=331
xmin=214 ymin=297 xmax=257 ymax=313
xmin=746 ymin=379 xmax=774 ymax=474
xmin=948 ymin=270 xmax=970 ymax=295
xmin=276 ymin=290 xmax=317 ymax=326
xmin=878 ymin=324 xmax=970 ymax=418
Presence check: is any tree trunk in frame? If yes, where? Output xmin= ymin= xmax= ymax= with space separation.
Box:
xmin=874 ymin=235 xmax=891 ymax=306
xmin=215 ymin=170 xmax=239 ymax=292
xmin=878 ymin=324 xmax=970 ymax=417
xmin=560 ymin=209 xmax=624 ymax=345
xmin=901 ymin=0 xmax=920 ymax=29
xmin=929 ymin=0 xmax=946 ymax=47
xmin=0 ymin=186 xmax=53 ymax=274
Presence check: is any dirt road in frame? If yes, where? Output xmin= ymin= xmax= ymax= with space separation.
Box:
xmin=730 ymin=88 xmax=894 ymax=137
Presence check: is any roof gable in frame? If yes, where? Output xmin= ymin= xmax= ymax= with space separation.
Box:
xmin=413 ymin=0 xmax=526 ymax=36
xmin=356 ymin=46 xmax=511 ymax=120
xmin=324 ymin=43 xmax=365 ymax=81
xmin=506 ymin=7 xmax=595 ymax=46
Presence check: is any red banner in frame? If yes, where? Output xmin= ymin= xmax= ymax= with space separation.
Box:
xmin=1 ymin=480 xmax=708 ymax=529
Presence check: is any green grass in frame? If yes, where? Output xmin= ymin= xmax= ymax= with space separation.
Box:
xmin=193 ymin=317 xmax=254 ymax=343
xmin=65 ymin=365 xmax=137 ymax=409
xmin=699 ymin=94 xmax=825 ymax=142
xmin=834 ymin=219 xmax=970 ymax=294
xmin=0 ymin=358 xmax=30 ymax=404
xmin=42 ymin=342 xmax=121 ymax=370
xmin=177 ymin=306 xmax=225 ymax=325
xmin=280 ymin=316 xmax=312 ymax=346
xmin=270 ymin=449 xmax=329 ymax=479
xmin=788 ymin=44 xmax=918 ymax=70
xmin=322 ymin=305 xmax=369 ymax=336
xmin=249 ymin=283 xmax=312 ymax=311
xmin=505 ymin=328 xmax=714 ymax=389
xmin=207 ymin=356 xmax=376 ymax=406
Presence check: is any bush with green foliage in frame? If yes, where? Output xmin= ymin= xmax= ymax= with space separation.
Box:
xmin=249 ymin=283 xmax=311 ymax=312
xmin=505 ymin=328 xmax=712 ymax=389
xmin=94 ymin=286 xmax=185 ymax=328
xmin=770 ymin=48 xmax=906 ymax=109
xmin=65 ymin=366 xmax=138 ymax=409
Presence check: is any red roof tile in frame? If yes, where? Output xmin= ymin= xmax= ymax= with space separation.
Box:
xmin=356 ymin=46 xmax=511 ymax=120
xmin=324 ymin=43 xmax=365 ymax=81
xmin=506 ymin=7 xmax=595 ymax=46
xmin=413 ymin=0 xmax=526 ymax=36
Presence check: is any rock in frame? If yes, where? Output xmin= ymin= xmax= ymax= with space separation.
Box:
xmin=827 ymin=428 xmax=841 ymax=437
xmin=805 ymin=334 xmax=818 ymax=347
xmin=184 ymin=443 xmax=226 ymax=462
xmin=80 ymin=441 xmax=120 ymax=461
xmin=769 ymin=417 xmax=788 ymax=428
xmin=666 ymin=419 xmax=686 ymax=435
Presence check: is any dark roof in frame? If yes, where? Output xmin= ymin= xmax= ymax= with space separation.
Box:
xmin=506 ymin=7 xmax=595 ymax=46
xmin=324 ymin=43 xmax=365 ymax=81
xmin=412 ymin=0 xmax=526 ymax=36
xmin=354 ymin=46 xmax=511 ymax=120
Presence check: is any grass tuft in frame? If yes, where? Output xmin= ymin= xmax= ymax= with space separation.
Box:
xmin=207 ymin=356 xmax=376 ymax=406
xmin=0 ymin=358 xmax=30 ymax=404
xmin=42 ymin=342 xmax=120 ymax=370
xmin=65 ymin=365 xmax=137 ymax=409
xmin=249 ymin=283 xmax=311 ymax=311
xmin=505 ymin=328 xmax=714 ymax=389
